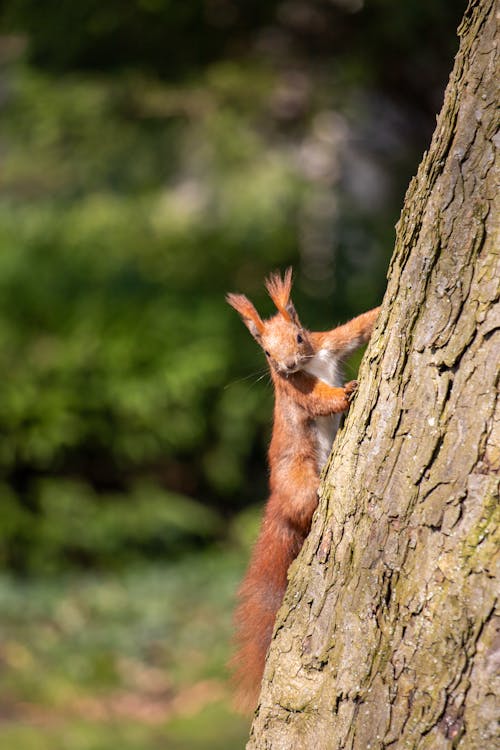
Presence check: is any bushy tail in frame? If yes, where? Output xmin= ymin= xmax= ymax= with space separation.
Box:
xmin=230 ymin=506 xmax=305 ymax=711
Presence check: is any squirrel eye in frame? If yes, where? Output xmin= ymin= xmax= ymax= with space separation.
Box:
xmin=264 ymin=350 xmax=271 ymax=357
xmin=297 ymin=333 xmax=303 ymax=343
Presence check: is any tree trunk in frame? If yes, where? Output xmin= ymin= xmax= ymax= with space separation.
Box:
xmin=247 ymin=1 xmax=499 ymax=748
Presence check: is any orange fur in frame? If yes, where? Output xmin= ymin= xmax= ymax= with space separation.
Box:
xmin=226 ymin=293 xmax=264 ymax=336
xmin=227 ymin=270 xmax=380 ymax=710
xmin=265 ymin=267 xmax=294 ymax=321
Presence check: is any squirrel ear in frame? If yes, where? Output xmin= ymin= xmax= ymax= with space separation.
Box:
xmin=226 ymin=293 xmax=264 ymax=338
xmin=265 ymin=267 xmax=295 ymax=322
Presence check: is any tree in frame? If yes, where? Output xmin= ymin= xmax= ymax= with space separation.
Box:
xmin=247 ymin=1 xmax=499 ymax=747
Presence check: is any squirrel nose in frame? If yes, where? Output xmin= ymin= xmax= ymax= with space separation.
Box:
xmin=284 ymin=358 xmax=296 ymax=370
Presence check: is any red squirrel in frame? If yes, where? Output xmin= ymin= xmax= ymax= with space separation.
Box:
xmin=226 ymin=268 xmax=380 ymax=709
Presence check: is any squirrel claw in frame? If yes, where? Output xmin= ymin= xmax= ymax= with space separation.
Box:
xmin=344 ymin=380 xmax=358 ymax=402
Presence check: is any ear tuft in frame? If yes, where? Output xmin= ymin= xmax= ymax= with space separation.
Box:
xmin=226 ymin=292 xmax=264 ymax=338
xmin=265 ymin=267 xmax=294 ymax=321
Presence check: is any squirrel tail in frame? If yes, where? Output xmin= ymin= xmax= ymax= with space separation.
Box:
xmin=230 ymin=501 xmax=305 ymax=711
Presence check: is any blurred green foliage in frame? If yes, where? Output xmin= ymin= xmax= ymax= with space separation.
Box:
xmin=0 ymin=62 xmax=306 ymax=570
xmin=0 ymin=0 xmax=464 ymax=573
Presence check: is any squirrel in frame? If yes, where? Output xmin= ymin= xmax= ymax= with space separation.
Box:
xmin=226 ymin=268 xmax=380 ymax=710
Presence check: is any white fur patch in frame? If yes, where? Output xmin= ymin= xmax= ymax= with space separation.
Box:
xmin=303 ymin=349 xmax=343 ymax=470
xmin=303 ymin=349 xmax=341 ymax=386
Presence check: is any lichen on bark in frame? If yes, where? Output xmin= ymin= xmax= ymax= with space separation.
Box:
xmin=247 ymin=1 xmax=499 ymax=747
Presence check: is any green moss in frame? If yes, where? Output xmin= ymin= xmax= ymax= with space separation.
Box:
xmin=461 ymin=485 xmax=499 ymax=562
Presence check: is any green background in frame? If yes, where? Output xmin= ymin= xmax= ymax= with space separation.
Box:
xmin=0 ymin=1 xmax=465 ymax=747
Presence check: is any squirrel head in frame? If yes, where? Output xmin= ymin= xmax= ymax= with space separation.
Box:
xmin=226 ymin=268 xmax=314 ymax=375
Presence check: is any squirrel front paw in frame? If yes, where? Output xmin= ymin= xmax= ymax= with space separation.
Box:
xmin=343 ymin=380 xmax=358 ymax=402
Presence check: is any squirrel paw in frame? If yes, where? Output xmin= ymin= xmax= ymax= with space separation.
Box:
xmin=343 ymin=380 xmax=358 ymax=402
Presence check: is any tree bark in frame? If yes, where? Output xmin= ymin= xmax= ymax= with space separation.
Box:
xmin=247 ymin=1 xmax=499 ymax=748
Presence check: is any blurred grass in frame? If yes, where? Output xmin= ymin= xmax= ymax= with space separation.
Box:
xmin=0 ymin=705 xmax=248 ymax=750
xmin=0 ymin=547 xmax=253 ymax=749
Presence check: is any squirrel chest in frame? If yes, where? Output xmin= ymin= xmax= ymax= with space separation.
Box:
xmin=303 ymin=349 xmax=343 ymax=470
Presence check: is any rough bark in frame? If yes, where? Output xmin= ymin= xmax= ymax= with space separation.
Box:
xmin=247 ymin=1 xmax=499 ymax=748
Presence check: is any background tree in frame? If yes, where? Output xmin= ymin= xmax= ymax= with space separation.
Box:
xmin=248 ymin=0 xmax=499 ymax=747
